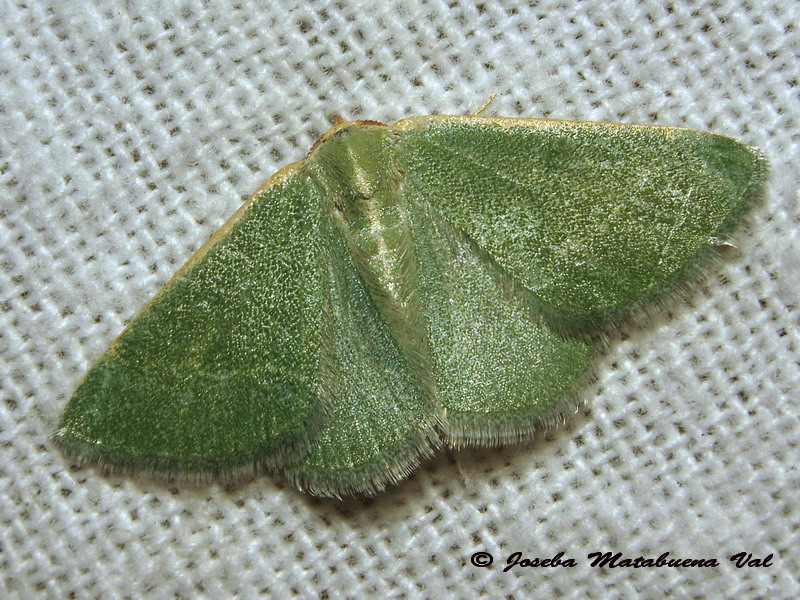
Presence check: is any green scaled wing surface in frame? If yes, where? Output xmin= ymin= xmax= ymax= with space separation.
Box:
xmin=55 ymin=114 xmax=765 ymax=497
xmin=55 ymin=165 xmax=329 ymax=476
xmin=406 ymin=193 xmax=595 ymax=448
xmin=394 ymin=116 xmax=766 ymax=331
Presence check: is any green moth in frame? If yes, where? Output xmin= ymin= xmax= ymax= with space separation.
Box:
xmin=54 ymin=115 xmax=766 ymax=497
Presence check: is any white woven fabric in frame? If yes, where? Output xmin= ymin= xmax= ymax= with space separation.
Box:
xmin=1 ymin=0 xmax=798 ymax=597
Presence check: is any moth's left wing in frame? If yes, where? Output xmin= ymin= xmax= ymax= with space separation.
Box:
xmin=279 ymin=197 xmax=440 ymax=497
xmin=54 ymin=165 xmax=328 ymax=478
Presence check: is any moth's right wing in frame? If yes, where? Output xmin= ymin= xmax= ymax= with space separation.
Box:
xmin=406 ymin=193 xmax=597 ymax=448
xmin=394 ymin=116 xmax=766 ymax=331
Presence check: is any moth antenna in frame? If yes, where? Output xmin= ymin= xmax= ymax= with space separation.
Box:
xmin=472 ymin=93 xmax=496 ymax=116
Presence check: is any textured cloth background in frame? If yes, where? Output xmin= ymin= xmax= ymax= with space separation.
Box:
xmin=1 ymin=0 xmax=798 ymax=597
